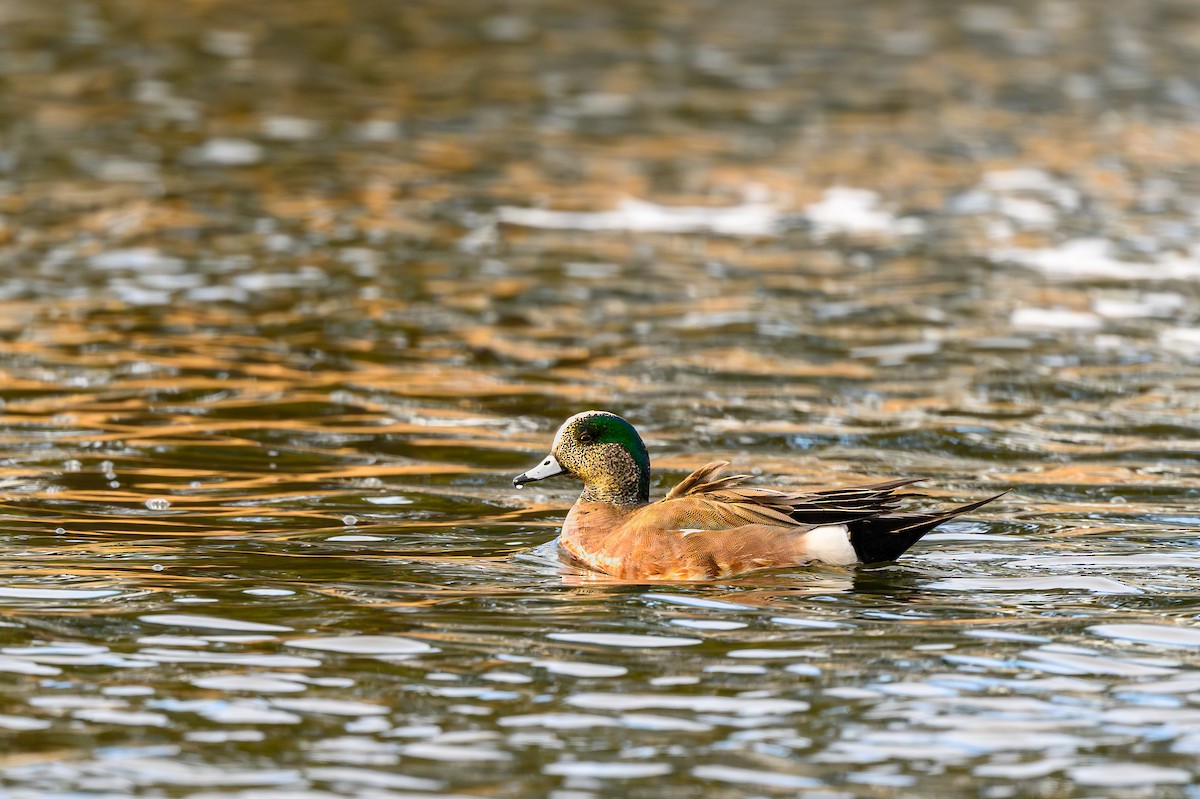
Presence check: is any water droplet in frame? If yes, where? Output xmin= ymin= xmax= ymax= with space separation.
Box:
xmin=99 ymin=460 xmax=114 ymax=473
xmin=341 ymin=515 xmax=357 ymax=526
xmin=108 ymin=480 xmax=120 ymax=488
xmin=54 ymin=527 xmax=65 ymax=535
xmin=152 ymin=564 xmax=165 ymax=572
xmin=515 ymin=484 xmax=524 ymax=490
xmin=63 ymin=460 xmax=82 ymax=472
xmin=145 ymin=498 xmax=171 ymax=511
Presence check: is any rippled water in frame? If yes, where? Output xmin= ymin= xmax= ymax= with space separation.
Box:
xmin=3 ymin=0 xmax=1200 ymax=796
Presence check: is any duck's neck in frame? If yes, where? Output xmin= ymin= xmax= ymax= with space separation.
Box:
xmin=580 ymin=446 xmax=650 ymax=505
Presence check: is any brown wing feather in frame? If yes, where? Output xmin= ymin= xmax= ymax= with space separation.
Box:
xmin=661 ymin=462 xmax=924 ymax=527
xmin=665 ymin=461 xmax=746 ymax=499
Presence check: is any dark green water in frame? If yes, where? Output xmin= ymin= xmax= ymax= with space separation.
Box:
xmin=2 ymin=0 xmax=1200 ymax=796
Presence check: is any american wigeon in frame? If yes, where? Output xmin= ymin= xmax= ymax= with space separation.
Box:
xmin=514 ymin=410 xmax=1003 ymax=581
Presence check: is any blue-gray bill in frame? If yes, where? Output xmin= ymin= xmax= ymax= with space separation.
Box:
xmin=513 ymin=454 xmax=565 ymax=486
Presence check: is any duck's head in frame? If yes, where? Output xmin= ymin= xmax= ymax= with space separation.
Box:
xmin=512 ymin=410 xmax=650 ymax=504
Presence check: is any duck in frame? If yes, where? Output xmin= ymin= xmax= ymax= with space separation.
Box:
xmin=513 ymin=410 xmax=1004 ymax=581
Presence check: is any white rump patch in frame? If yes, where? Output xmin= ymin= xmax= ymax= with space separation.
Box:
xmin=804 ymin=525 xmax=857 ymax=565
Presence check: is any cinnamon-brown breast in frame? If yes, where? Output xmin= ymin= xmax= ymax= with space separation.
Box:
xmin=561 ymin=498 xmax=813 ymax=580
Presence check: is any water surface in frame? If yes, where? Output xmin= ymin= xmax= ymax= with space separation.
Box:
xmin=3 ymin=0 xmax=1200 ymax=796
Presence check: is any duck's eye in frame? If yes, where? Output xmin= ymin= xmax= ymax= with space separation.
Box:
xmin=579 ymin=432 xmax=595 ymax=444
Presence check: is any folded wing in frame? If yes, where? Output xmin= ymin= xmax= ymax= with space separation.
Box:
xmin=663 ymin=461 xmax=924 ymax=527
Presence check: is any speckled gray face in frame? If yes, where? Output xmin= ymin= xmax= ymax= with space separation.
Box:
xmin=511 ymin=411 xmax=651 ymax=504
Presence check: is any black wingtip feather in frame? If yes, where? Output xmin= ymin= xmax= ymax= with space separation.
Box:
xmin=848 ymin=491 xmax=1007 ymax=564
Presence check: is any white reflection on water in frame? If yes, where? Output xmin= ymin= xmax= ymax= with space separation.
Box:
xmin=499 ymin=712 xmax=619 ymax=730
xmin=529 ymin=659 xmax=628 ymax=677
xmin=74 ymin=708 xmax=169 ymax=727
xmin=544 ymin=761 xmax=672 ymax=778
xmin=0 ymin=586 xmax=121 ymax=599
xmin=0 ymin=657 xmax=60 ymax=675
xmin=926 ymin=575 xmax=1141 ymax=593
xmin=998 ymin=237 xmax=1200 ymax=280
xmin=303 ymin=766 xmax=442 ymax=792
xmin=547 ymin=632 xmax=701 ymax=647
xmin=691 ymin=764 xmax=822 ymax=789
xmin=193 ymin=702 xmax=301 ymax=725
xmin=402 ymin=742 xmax=511 ymax=762
xmin=136 ymin=649 xmax=321 ymax=668
xmin=287 ymin=636 xmax=436 ymax=655
xmin=644 ymin=593 xmax=753 ymax=611
xmin=1014 ymin=554 xmax=1200 ymax=569
xmin=670 ymin=619 xmax=747 ymax=630
xmin=191 ymin=675 xmax=308 ymax=693
xmin=270 ymin=698 xmax=389 ymax=717
xmin=498 ymin=197 xmax=783 ymax=236
xmin=1068 ymin=763 xmax=1192 ymax=786
xmin=1090 ymin=623 xmax=1200 ymax=648
xmin=0 ymin=714 xmax=51 ymax=730
xmin=5 ymin=757 xmax=300 ymax=788
xmin=805 ymin=187 xmax=925 ymax=238
xmin=567 ymin=693 xmax=809 ymax=715
xmin=140 ymin=614 xmax=292 ymax=632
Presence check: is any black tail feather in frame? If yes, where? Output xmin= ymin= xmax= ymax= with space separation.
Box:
xmin=807 ymin=477 xmax=927 ymax=498
xmin=786 ymin=478 xmax=927 ymax=525
xmin=848 ymin=492 xmax=1007 ymax=564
